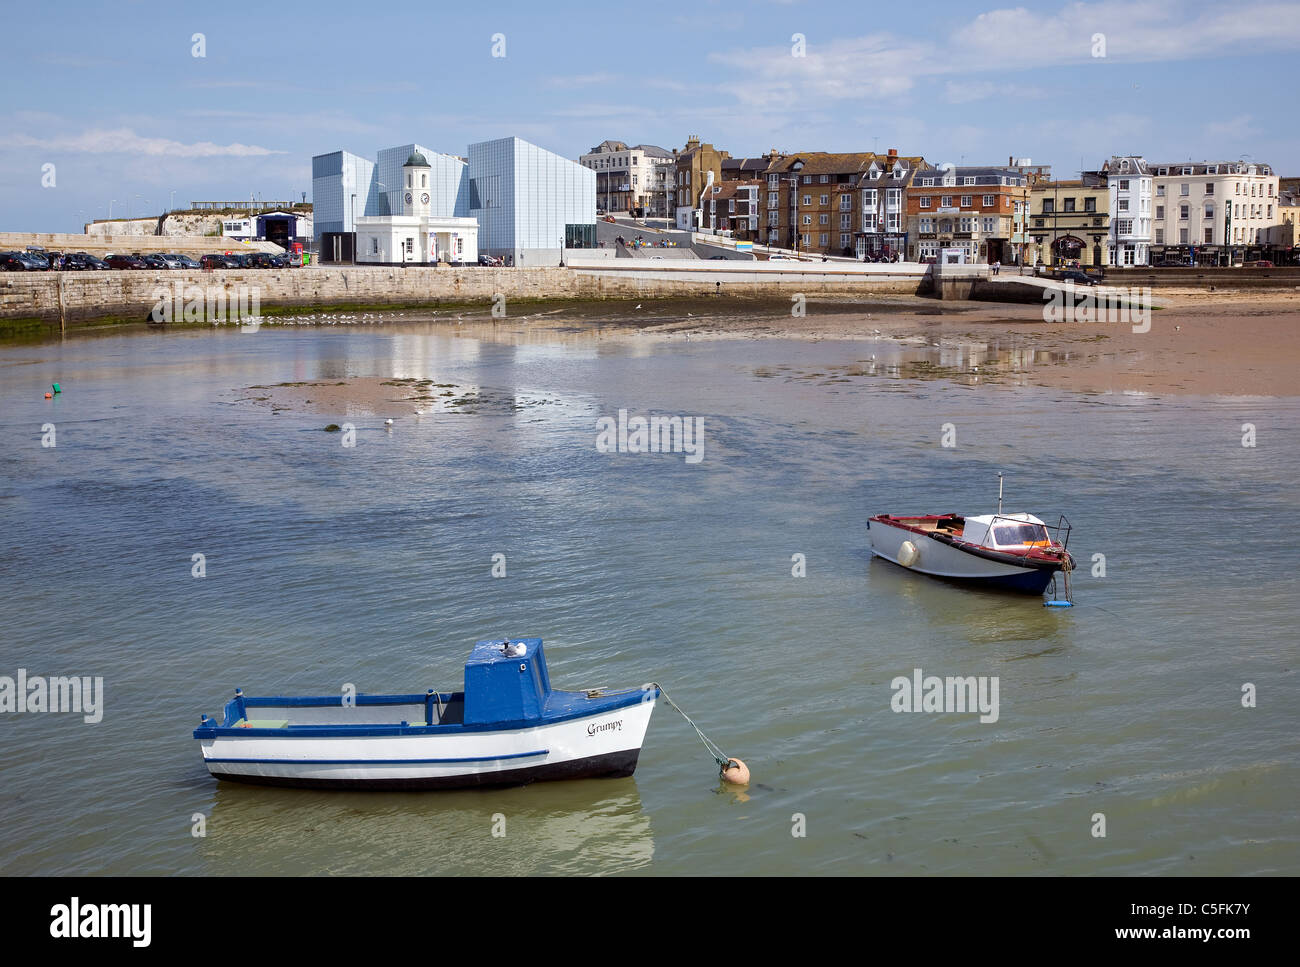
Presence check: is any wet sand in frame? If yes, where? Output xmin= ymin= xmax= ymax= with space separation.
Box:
xmin=230 ymin=290 xmax=1300 ymax=406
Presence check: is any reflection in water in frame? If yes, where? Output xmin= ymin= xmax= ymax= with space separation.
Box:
xmin=199 ymin=779 xmax=653 ymax=876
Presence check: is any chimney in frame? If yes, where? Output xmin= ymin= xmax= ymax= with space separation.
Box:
xmin=1009 ymin=155 xmax=1014 ymax=166
xmin=888 ymin=147 xmax=897 ymax=159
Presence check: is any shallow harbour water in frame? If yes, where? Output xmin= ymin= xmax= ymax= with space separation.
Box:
xmin=1 ymin=320 xmax=1297 ymax=875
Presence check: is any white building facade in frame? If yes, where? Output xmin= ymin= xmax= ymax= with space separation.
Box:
xmin=469 ymin=136 xmax=596 ymax=265
xmin=579 ymin=141 xmax=674 ymax=215
xmin=1149 ymin=160 xmax=1279 ymax=263
xmin=354 ymin=153 xmax=478 ymax=265
xmin=1100 ymin=156 xmax=1153 ymax=266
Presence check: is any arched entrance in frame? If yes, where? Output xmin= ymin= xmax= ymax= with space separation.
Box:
xmin=1052 ymin=235 xmax=1084 ymax=266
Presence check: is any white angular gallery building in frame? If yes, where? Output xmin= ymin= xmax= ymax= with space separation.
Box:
xmin=312 ymin=137 xmax=595 ymax=265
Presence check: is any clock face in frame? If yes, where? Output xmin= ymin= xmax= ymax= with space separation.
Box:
xmin=404 ymin=192 xmax=412 ymax=205
xmin=421 ymin=193 xmax=430 ymax=205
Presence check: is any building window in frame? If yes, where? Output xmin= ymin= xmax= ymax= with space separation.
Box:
xmin=802 ymin=195 xmax=811 ymax=206
xmin=819 ymin=233 xmax=829 ymax=246
xmin=802 ymin=214 xmax=811 ymax=225
xmin=960 ymin=195 xmax=972 ymax=207
xmin=839 ymin=195 xmax=852 ymax=211
xmin=768 ymin=211 xmax=779 ymax=226
xmin=820 ymin=194 xmax=829 ymax=205
xmin=1156 ymin=184 xmax=1165 ymax=196
xmin=1117 ymin=219 xmax=1133 ymax=234
xmin=840 ymin=233 xmax=851 ymax=248
xmin=1156 ymin=205 xmax=1164 ymax=219
xmin=802 ymin=175 xmax=812 ymax=184
xmin=1179 ymin=205 xmax=1189 ymax=219
xmin=983 ymin=218 xmax=995 ymax=233
xmin=768 ymin=192 xmax=778 ymax=206
xmin=801 ymin=233 xmax=810 ymax=246
xmin=1204 ymin=183 xmax=1214 ymax=195
xmin=1155 ymin=229 xmax=1163 ymax=244
xmin=819 ymin=213 xmax=828 ymax=225
xmin=1205 ymin=203 xmax=1214 ymax=218
xmin=1180 ymin=228 xmax=1189 ymax=243
xmin=840 ymin=213 xmax=851 ymax=229
xmin=371 ymin=237 xmax=379 ymax=255
xmin=963 ymin=176 xmax=975 ymax=185
xmin=919 ymin=196 xmax=931 ymax=208
xmin=1043 ymin=199 xmax=1054 ymax=213
xmin=940 ymin=195 xmax=952 ymax=208
xmin=1204 ymin=228 xmax=1213 ymax=243
xmin=1063 ymin=198 xmax=1076 ymax=212
xmin=769 ymin=174 xmax=779 ymax=188
xmin=1180 ymin=183 xmax=1190 ymax=196
xmin=1118 ymin=198 xmax=1128 ymax=211
xmin=863 ymin=213 xmax=876 ymax=231
xmin=1084 ymin=197 xmax=1096 ymax=213
xmin=981 ymin=194 xmax=994 ymax=207
xmin=818 ymin=174 xmax=828 ymax=183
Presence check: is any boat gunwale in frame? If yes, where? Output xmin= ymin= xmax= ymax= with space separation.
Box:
xmin=869 ymin=514 xmax=1071 ymax=570
xmin=193 ymin=687 xmax=657 ymax=740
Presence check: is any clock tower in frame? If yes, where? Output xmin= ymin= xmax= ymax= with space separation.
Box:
xmin=402 ymin=151 xmax=432 ymax=218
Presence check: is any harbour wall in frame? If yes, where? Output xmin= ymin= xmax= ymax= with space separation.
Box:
xmin=0 ymin=265 xmax=928 ymax=335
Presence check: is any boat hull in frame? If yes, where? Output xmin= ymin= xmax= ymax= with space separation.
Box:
xmin=197 ymin=696 xmax=656 ymax=791
xmin=869 ymin=518 xmax=1061 ymax=594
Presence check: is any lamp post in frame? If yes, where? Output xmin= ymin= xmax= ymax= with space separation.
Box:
xmin=349 ymin=192 xmax=356 ymax=265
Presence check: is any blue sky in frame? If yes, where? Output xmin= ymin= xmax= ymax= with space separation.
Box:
xmin=2 ymin=0 xmax=1298 ymax=232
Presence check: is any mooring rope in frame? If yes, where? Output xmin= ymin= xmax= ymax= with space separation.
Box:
xmin=647 ymin=682 xmax=731 ymax=768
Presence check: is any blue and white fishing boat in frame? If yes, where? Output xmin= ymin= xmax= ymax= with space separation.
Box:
xmin=193 ymin=638 xmax=659 ymax=790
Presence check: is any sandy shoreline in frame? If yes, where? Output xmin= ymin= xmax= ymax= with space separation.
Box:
xmin=222 ymin=290 xmax=1300 ymax=411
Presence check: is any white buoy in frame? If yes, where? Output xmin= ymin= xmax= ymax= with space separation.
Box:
xmin=898 ymin=541 xmax=920 ymax=567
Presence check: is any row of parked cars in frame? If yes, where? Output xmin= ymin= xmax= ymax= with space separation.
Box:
xmin=0 ymin=250 xmax=300 ymax=271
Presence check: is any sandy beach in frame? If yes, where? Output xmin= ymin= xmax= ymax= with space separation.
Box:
xmin=231 ymin=290 xmax=1300 ymax=412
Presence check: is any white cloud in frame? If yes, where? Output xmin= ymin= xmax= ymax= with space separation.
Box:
xmin=8 ymin=128 xmax=285 ymax=158
xmin=708 ymin=0 xmax=1300 ymax=112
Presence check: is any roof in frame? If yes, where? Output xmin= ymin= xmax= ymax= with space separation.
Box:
xmin=1148 ymin=160 xmax=1274 ymax=176
xmin=405 ymin=151 xmax=430 ymax=167
xmin=631 ymin=144 xmax=673 ymax=158
xmin=722 ymin=157 xmax=771 ymax=175
xmin=707 ymin=180 xmax=763 ymax=201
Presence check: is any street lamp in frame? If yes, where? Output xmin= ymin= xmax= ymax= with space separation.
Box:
xmin=349 ymin=192 xmax=356 ymax=265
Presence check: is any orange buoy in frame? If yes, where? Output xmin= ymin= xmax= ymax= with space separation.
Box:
xmin=720 ymin=758 xmax=750 ymax=785
xmin=44 ymin=392 xmax=53 ymax=399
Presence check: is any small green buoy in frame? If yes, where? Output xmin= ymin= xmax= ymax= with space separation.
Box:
xmin=52 ymin=382 xmax=61 ymax=394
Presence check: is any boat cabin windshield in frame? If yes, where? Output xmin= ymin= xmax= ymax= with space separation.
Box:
xmin=992 ymin=523 xmax=1050 ymax=546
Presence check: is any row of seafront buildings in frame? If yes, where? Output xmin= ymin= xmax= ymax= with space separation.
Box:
xmin=311 ymin=133 xmax=1299 ymax=268
xmin=585 ymin=136 xmax=1298 ymax=267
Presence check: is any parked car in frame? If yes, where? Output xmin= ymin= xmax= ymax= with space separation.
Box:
xmin=200 ymin=254 xmax=235 ymax=270
xmin=0 ymin=252 xmax=34 ymax=271
xmin=708 ymin=255 xmax=728 ymax=260
xmin=139 ymin=254 xmax=171 ymax=269
xmin=767 ymin=254 xmax=796 ymax=261
xmin=23 ymin=251 xmax=52 ymax=270
xmin=62 ymin=252 xmax=109 ymax=271
xmin=148 ymin=253 xmax=185 ymax=269
xmin=104 ymin=254 xmax=149 ymax=270
xmin=171 ymin=254 xmax=201 ymax=269
xmin=1243 ymin=260 xmax=1274 ymax=268
xmin=1055 ymin=270 xmax=1099 ymax=285
xmin=477 ymin=254 xmax=502 ymax=267
xmin=224 ymin=253 xmax=256 ymax=268
xmin=245 ymin=252 xmax=280 ymax=269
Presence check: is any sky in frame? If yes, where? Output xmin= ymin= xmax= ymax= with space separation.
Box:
xmin=2 ymin=0 xmax=1298 ymax=233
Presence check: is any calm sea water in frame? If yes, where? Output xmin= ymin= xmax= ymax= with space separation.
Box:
xmin=1 ymin=318 xmax=1297 ymax=876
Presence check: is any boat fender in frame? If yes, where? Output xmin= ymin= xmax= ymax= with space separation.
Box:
xmin=720 ymin=758 xmax=750 ymax=785
xmin=898 ymin=540 xmax=920 ymax=567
